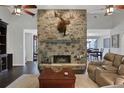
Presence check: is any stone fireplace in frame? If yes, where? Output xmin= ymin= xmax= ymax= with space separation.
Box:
xmin=38 ymin=9 xmax=87 ymax=65
xmin=53 ymin=55 xmax=71 ymax=63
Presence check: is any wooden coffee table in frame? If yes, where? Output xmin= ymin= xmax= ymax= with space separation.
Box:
xmin=38 ymin=68 xmax=76 ymax=88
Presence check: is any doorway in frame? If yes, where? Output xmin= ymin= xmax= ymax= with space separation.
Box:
xmin=87 ymin=39 xmax=98 ymax=49
xmin=23 ymin=29 xmax=37 ymax=64
xmin=33 ymin=35 xmax=38 ymax=61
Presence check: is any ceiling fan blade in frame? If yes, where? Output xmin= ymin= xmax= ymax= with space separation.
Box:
xmin=23 ymin=10 xmax=35 ymax=16
xmin=0 ymin=5 xmax=10 ymax=7
xmin=115 ymin=5 xmax=124 ymax=10
xmin=22 ymin=5 xmax=37 ymax=9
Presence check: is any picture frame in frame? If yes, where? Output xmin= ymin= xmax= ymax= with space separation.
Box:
xmin=111 ymin=34 xmax=119 ymax=48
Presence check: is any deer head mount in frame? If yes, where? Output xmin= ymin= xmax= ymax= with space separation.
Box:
xmin=54 ymin=11 xmax=70 ymax=36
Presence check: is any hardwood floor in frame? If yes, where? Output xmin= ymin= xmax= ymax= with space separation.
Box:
xmin=0 ymin=62 xmax=39 ymax=88
xmin=0 ymin=61 xmax=85 ymax=88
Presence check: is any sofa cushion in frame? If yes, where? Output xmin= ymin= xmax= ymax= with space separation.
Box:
xmin=104 ymin=53 xmax=115 ymax=62
xmin=101 ymin=65 xmax=117 ymax=73
xmin=103 ymin=60 xmax=113 ymax=66
xmin=113 ymin=55 xmax=123 ymax=68
xmin=118 ymin=64 xmax=124 ymax=75
xmin=122 ymin=57 xmax=124 ymax=64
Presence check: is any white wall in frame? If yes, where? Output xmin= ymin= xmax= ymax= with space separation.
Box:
xmin=110 ymin=12 xmax=124 ymax=55
xmin=8 ymin=15 xmax=37 ymax=66
xmin=0 ymin=7 xmax=10 ymax=22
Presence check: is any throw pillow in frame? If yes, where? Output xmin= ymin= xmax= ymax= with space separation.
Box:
xmin=122 ymin=57 xmax=124 ymax=64
xmin=103 ymin=60 xmax=112 ymax=66
xmin=104 ymin=53 xmax=115 ymax=62
xmin=102 ymin=65 xmax=117 ymax=73
xmin=118 ymin=64 xmax=124 ymax=75
xmin=113 ymin=55 xmax=123 ymax=68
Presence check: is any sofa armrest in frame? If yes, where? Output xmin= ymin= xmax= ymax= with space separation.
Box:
xmin=95 ymin=67 xmax=104 ymax=75
xmin=118 ymin=76 xmax=124 ymax=79
xmin=114 ymin=76 xmax=124 ymax=85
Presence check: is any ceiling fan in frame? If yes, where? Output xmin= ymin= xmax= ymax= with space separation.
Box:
xmin=103 ymin=5 xmax=124 ymax=16
xmin=0 ymin=5 xmax=37 ymax=16
xmin=91 ymin=5 xmax=124 ymax=16
xmin=12 ymin=5 xmax=37 ymax=16
xmin=104 ymin=5 xmax=124 ymax=16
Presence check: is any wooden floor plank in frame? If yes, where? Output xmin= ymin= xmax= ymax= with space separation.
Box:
xmin=0 ymin=62 xmax=39 ymax=88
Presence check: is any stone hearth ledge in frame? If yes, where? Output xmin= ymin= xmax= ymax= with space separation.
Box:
xmin=40 ymin=63 xmax=87 ymax=70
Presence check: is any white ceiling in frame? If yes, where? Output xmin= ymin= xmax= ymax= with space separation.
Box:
xmin=3 ymin=5 xmax=106 ymax=14
xmin=5 ymin=5 xmax=124 ymax=15
xmin=37 ymin=5 xmax=106 ymax=14
xmin=2 ymin=5 xmax=123 ymax=29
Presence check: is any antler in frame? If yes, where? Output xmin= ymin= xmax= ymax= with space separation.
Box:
xmin=54 ymin=12 xmax=58 ymax=17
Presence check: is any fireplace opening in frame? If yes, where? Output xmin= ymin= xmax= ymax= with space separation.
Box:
xmin=53 ymin=55 xmax=71 ymax=63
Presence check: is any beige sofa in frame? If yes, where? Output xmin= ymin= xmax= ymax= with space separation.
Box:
xmin=88 ymin=53 xmax=124 ymax=87
xmin=88 ymin=53 xmax=115 ymax=81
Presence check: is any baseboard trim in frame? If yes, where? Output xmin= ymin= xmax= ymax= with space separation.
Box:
xmin=13 ymin=64 xmax=25 ymax=66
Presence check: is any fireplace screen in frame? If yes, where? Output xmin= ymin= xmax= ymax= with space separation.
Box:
xmin=53 ymin=55 xmax=71 ymax=63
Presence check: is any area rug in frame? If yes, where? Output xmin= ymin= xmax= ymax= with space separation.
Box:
xmin=6 ymin=74 xmax=98 ymax=88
